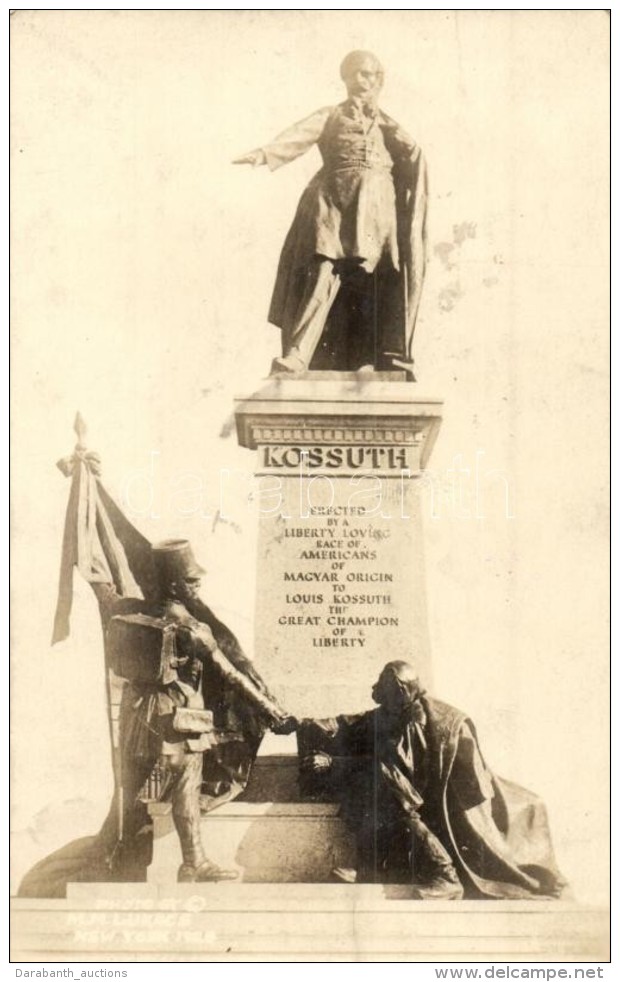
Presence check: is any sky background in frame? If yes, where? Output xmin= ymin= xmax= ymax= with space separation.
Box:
xmin=11 ymin=10 xmax=609 ymax=901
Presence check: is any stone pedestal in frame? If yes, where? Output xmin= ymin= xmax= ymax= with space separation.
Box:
xmin=147 ymin=801 xmax=355 ymax=885
xmin=148 ymin=734 xmax=355 ymax=884
xmin=12 ymin=889 xmax=610 ymax=961
xmin=235 ymin=375 xmax=443 ymax=717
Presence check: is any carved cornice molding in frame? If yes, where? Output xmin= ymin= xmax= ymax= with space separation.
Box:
xmin=249 ymin=419 xmax=427 ymax=447
xmin=234 ymin=382 xmax=443 ymax=472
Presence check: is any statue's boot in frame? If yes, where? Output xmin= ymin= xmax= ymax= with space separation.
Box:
xmin=178 ymin=859 xmax=239 ymax=883
xmin=169 ymin=752 xmax=238 ymax=883
xmin=409 ymin=813 xmax=464 ymax=900
xmin=386 ymin=356 xmax=417 ymax=382
xmin=173 ymin=809 xmax=237 ymax=882
xmin=330 ymin=867 xmax=357 ymax=883
xmin=270 ymin=350 xmax=307 ymax=375
xmin=411 ymin=864 xmax=463 ymax=900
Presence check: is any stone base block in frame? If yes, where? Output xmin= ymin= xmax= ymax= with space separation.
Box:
xmin=239 ymin=744 xmax=302 ymax=801
xmin=148 ymin=801 xmax=355 ymax=885
xmin=12 ymin=886 xmax=609 ymax=961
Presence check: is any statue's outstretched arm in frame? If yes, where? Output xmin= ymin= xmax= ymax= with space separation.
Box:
xmin=233 ymin=106 xmax=332 ymax=172
xmin=185 ymin=618 xmax=287 ymax=725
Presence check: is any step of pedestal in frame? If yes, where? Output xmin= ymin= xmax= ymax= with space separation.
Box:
xmin=148 ymin=800 xmax=355 ymax=884
xmin=11 ymin=886 xmax=610 ymax=961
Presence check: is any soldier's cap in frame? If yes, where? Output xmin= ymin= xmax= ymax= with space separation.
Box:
xmin=152 ymin=539 xmax=206 ymax=581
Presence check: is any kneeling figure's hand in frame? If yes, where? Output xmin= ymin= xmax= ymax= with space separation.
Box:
xmin=301 ymin=752 xmax=332 ymax=774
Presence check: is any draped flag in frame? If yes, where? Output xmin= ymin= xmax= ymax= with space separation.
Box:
xmin=51 ymin=414 xmax=282 ymax=819
xmin=52 ymin=414 xmax=155 ymax=645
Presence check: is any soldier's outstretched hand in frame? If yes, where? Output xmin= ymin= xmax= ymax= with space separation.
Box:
xmin=270 ymin=715 xmax=299 ymax=735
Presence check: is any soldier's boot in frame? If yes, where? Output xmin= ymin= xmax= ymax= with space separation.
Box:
xmin=168 ymin=752 xmax=238 ymax=883
xmin=178 ymin=859 xmax=239 ymax=883
xmin=409 ymin=815 xmax=464 ymax=900
xmin=174 ymin=810 xmax=239 ymax=883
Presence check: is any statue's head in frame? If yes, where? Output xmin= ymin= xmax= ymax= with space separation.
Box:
xmin=372 ymin=660 xmax=423 ymax=715
xmin=152 ymin=539 xmax=205 ymax=603
xmin=340 ymin=50 xmax=384 ymax=101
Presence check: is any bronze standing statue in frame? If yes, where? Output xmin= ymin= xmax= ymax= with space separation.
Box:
xmin=234 ymin=50 xmax=428 ymax=379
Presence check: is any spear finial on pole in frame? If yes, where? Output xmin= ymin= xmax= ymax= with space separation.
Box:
xmin=74 ymin=412 xmax=87 ymax=449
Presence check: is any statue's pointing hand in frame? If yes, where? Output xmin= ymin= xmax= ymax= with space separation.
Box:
xmin=232 ymin=149 xmax=267 ymax=167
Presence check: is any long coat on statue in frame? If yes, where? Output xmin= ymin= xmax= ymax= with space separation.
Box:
xmin=299 ymin=697 xmax=566 ymax=899
xmin=263 ymin=99 xmax=428 ymax=366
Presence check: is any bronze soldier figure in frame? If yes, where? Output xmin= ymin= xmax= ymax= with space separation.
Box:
xmin=98 ymin=539 xmax=292 ymax=883
xmin=20 ymin=429 xmax=296 ymax=896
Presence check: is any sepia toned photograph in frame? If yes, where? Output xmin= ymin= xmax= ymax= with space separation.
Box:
xmin=10 ymin=9 xmax=610 ymax=963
